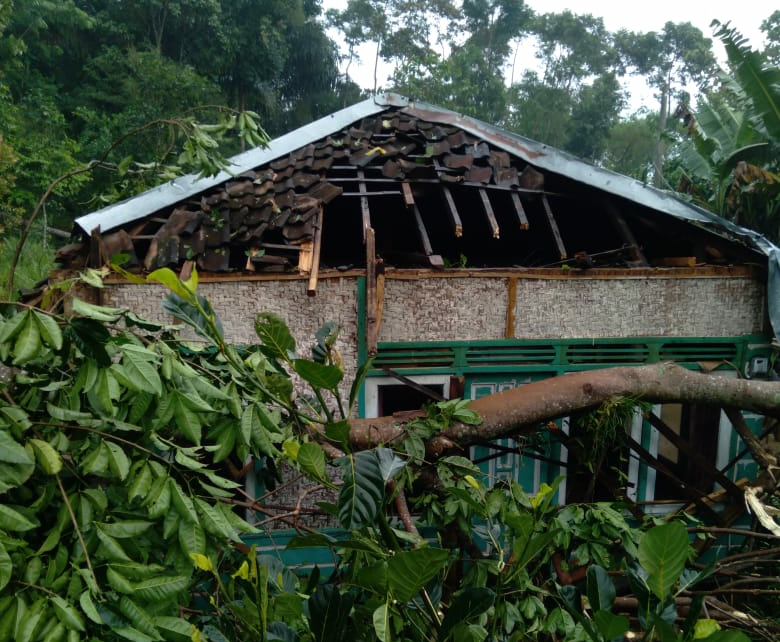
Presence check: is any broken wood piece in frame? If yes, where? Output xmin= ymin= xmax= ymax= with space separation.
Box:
xmin=297 ymin=240 xmax=314 ymax=274
xmin=479 ymin=189 xmax=500 ymax=239
xmin=401 ymin=182 xmax=414 ymax=208
xmin=358 ymin=169 xmax=371 ymax=243
xmin=307 ymin=206 xmax=323 ymax=296
xmin=434 ymin=159 xmax=463 ymax=236
xmin=366 ymin=227 xmax=378 ymax=356
xmin=541 ymin=194 xmax=567 ymax=260
xmin=511 ymin=192 xmax=529 ymax=230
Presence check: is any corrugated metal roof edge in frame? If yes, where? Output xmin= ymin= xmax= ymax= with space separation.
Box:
xmin=74 ymin=92 xmax=775 ymax=257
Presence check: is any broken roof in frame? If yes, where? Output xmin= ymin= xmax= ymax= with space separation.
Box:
xmin=65 ymin=93 xmax=780 ymax=337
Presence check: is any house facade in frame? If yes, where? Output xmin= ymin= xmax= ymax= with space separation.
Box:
xmin=59 ymin=94 xmax=777 ymax=532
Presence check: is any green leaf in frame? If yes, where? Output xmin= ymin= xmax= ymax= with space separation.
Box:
xmin=168 ymin=480 xmax=198 ymax=523
xmin=308 ymin=585 xmax=353 ymax=642
xmin=373 ymin=602 xmax=390 ymax=642
xmin=96 ymin=526 xmax=133 ymax=562
xmin=86 ymin=368 xmax=114 ymax=416
xmin=387 ymin=548 xmax=450 ymax=603
xmin=49 ymin=596 xmax=86 ymax=632
xmin=0 ymin=504 xmax=39 ymax=531
xmin=293 ymin=359 xmax=343 ymax=392
xmin=324 ymin=420 xmax=351 ymax=448
xmin=0 ymin=542 xmax=11 ymax=592
xmin=133 ymin=575 xmax=190 ymax=602
xmin=193 ymin=498 xmax=239 ymax=542
xmin=71 ymin=298 xmax=124 ymax=322
xmin=0 ymin=406 xmax=32 ymax=432
xmin=147 ymin=269 xmax=193 ymax=301
xmin=440 ymin=587 xmax=495 ymax=641
xmin=593 ymin=610 xmax=630 ymax=642
xmin=119 ymin=345 xmax=163 ymax=396
xmin=79 ymin=591 xmax=102 ymax=625
xmin=586 ymin=565 xmax=616 ymax=613
xmin=29 ymin=438 xmax=62 ymax=474
xmin=254 ymin=312 xmax=296 ymax=362
xmin=151 ymin=617 xmax=192 ymax=642
xmin=171 ymin=392 xmax=202 ymax=445
xmin=118 ymin=596 xmax=162 ymax=640
xmin=0 ymin=430 xmax=34 ymax=464
xmin=12 ymin=312 xmax=42 ymax=365
xmin=297 ymin=442 xmax=327 ymax=483
xmin=337 ymin=450 xmax=385 ymax=530
xmin=638 ymin=522 xmax=690 ymax=600
xmin=105 ymin=441 xmax=131 ymax=480
xmin=0 ymin=309 xmax=30 ymax=343
xmin=68 ymin=319 xmax=111 ymax=366
xmin=97 ymin=521 xmax=154 ymax=539
xmin=33 ymin=311 xmax=63 ymax=351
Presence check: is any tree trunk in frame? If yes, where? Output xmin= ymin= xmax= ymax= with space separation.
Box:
xmin=347 ymin=363 xmax=780 ymax=456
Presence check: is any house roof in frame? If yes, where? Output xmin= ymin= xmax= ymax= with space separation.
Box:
xmin=73 ymin=93 xmax=774 ymax=257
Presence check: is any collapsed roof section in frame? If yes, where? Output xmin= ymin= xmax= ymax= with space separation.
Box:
xmin=65 ymin=94 xmax=773 ymax=278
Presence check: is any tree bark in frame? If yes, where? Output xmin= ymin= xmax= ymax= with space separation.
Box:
xmin=348 ymin=363 xmax=780 ymax=456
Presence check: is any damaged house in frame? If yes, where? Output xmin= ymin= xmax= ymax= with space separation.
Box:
xmin=57 ymin=94 xmax=778 ymax=548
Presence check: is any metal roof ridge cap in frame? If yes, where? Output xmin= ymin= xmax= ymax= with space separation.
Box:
xmin=74 ymin=95 xmax=394 ymax=234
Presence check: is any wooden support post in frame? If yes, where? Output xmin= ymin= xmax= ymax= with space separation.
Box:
xmin=89 ymin=226 xmax=105 ymax=268
xmin=511 ymin=192 xmax=529 ymax=230
xmin=479 ymin=189 xmax=500 ymax=239
xmin=541 ymin=194 xmax=567 ymax=260
xmin=603 ymin=199 xmax=648 ymax=266
xmin=307 ymin=206 xmax=323 ymax=296
xmin=505 ymin=277 xmax=517 ymax=338
xmin=366 ymin=227 xmax=378 ymax=356
xmin=358 ymin=169 xmax=371 ymax=242
xmin=297 ymin=240 xmax=314 ymax=274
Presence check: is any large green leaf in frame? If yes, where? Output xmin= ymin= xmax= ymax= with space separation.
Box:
xmin=49 ymin=595 xmax=86 ymax=632
xmin=71 ymin=298 xmax=124 ymax=322
xmin=254 ymin=312 xmax=296 ymax=362
xmin=593 ymin=610 xmax=630 ymax=642
xmin=68 ymin=318 xmax=112 ymax=367
xmin=308 ymin=584 xmax=354 ymax=642
xmin=0 ymin=430 xmax=34 ymax=464
xmin=387 ymin=548 xmax=450 ymax=603
xmin=0 ymin=542 xmax=11 ymax=592
xmin=586 ymin=565 xmax=616 ymax=613
xmin=133 ymin=575 xmax=190 ymax=602
xmin=297 ymin=442 xmax=327 ymax=483
xmin=293 ymin=359 xmax=343 ymax=392
xmin=118 ymin=596 xmax=162 ymax=639
xmin=117 ymin=345 xmax=163 ymax=396
xmin=440 ymin=587 xmax=495 ymax=641
xmin=337 ymin=450 xmax=385 ymax=530
xmin=638 ymin=522 xmax=690 ymax=600
xmin=32 ymin=311 xmax=62 ymax=351
xmin=0 ymin=504 xmax=39 ymax=531
xmin=12 ymin=312 xmax=41 ymax=365
xmin=28 ymin=438 xmax=63 ymax=474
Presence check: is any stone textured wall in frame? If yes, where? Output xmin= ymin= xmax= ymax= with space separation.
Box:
xmin=102 ymin=274 xmax=766 ymax=359
xmin=102 ymin=278 xmax=360 ymax=400
xmin=513 ymin=277 xmax=766 ymax=339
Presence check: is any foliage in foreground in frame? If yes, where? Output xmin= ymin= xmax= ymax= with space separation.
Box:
xmin=0 ymin=269 xmax=756 ymax=641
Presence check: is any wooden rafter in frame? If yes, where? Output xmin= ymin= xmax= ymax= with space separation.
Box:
xmin=433 ymin=158 xmax=463 ymax=236
xmin=603 ymin=199 xmax=648 ymax=266
xmin=401 ymin=182 xmax=415 ymax=208
xmin=511 ymin=192 xmax=529 ymax=230
xmin=411 ymin=204 xmax=443 ymax=266
xmin=479 ymin=189 xmax=500 ymax=239
xmin=541 ymin=194 xmax=567 ymax=260
xmin=366 ymin=227 xmax=379 ymax=356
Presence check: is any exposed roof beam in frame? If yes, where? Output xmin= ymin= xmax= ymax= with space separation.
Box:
xmin=357 ymin=169 xmax=371 ymax=243
xmin=603 ymin=199 xmax=648 ymax=266
xmin=541 ymin=194 xmax=567 ymax=260
xmin=511 ymin=192 xmax=529 ymax=230
xmin=479 ymin=189 xmax=500 ymax=239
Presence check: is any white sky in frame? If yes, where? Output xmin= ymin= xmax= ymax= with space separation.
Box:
xmin=323 ymin=0 xmax=773 ymax=109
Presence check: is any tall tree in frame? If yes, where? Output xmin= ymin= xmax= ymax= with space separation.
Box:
xmin=617 ymin=22 xmax=717 ymax=187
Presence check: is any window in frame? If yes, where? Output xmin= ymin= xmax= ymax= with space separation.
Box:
xmin=363 ymin=375 xmax=450 ymax=418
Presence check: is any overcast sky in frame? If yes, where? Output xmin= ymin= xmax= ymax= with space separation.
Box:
xmin=323 ymin=0 xmax=773 ymax=99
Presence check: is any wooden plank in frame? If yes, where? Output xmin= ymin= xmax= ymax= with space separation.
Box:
xmin=479 ymin=189 xmax=500 ymax=239
xmin=358 ymin=169 xmax=371 ymax=242
xmin=401 ymin=182 xmax=415 ymax=208
xmin=442 ymin=183 xmax=463 ymax=237
xmin=412 ymin=204 xmax=434 ymax=257
xmin=341 ymin=191 xmax=401 ymax=197
xmin=505 ymin=277 xmax=517 ymax=338
xmin=366 ymin=227 xmax=378 ymax=356
xmin=307 ymin=207 xmax=323 ymax=296
xmin=89 ymin=226 xmax=106 ymax=268
xmin=511 ymin=192 xmax=529 ymax=230
xmin=541 ymin=194 xmax=567 ymax=260
xmin=297 ymin=240 xmax=314 ymax=274
xmin=603 ymin=199 xmax=648 ymax=265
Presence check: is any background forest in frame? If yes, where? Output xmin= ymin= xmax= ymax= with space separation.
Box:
xmin=0 ymin=0 xmax=779 ymax=289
